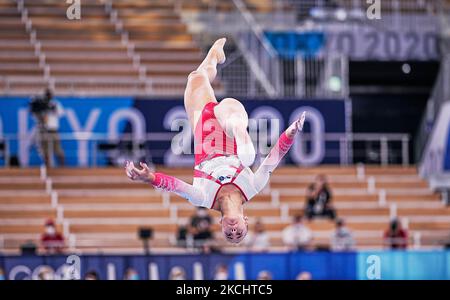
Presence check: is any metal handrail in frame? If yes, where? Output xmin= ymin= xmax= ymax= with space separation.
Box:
xmin=0 ymin=131 xmax=410 ymax=168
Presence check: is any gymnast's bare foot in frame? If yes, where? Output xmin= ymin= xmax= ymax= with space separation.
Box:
xmin=209 ymin=37 xmax=226 ymax=64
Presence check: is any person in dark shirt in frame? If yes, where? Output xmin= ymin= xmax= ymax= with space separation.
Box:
xmin=305 ymin=174 xmax=336 ymax=220
xmin=304 ymin=183 xmax=317 ymax=219
xmin=189 ymin=207 xmax=213 ymax=246
xmin=176 ymin=225 xmax=189 ymax=247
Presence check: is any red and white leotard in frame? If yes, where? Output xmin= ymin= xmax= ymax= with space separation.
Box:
xmin=151 ymin=102 xmax=296 ymax=209
xmin=194 ymin=102 xmax=237 ymax=165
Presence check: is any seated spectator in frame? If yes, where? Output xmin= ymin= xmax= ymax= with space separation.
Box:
xmin=40 ymin=219 xmax=65 ymax=254
xmin=305 ymin=175 xmax=336 ymax=220
xmin=304 ymin=183 xmax=316 ymax=217
xmin=214 ymin=264 xmax=229 ymax=280
xmin=123 ymin=268 xmax=140 ymax=280
xmin=20 ymin=240 xmax=37 ymax=255
xmin=384 ymin=218 xmax=408 ymax=249
xmin=282 ymin=215 xmax=313 ymax=251
xmin=189 ymin=208 xmax=213 ymax=248
xmin=84 ymin=270 xmax=99 ymax=280
xmin=245 ymin=219 xmax=270 ymax=252
xmin=330 ymin=218 xmax=355 ymax=251
xmin=257 ymin=270 xmax=273 ymax=280
xmin=176 ymin=224 xmax=189 ymax=248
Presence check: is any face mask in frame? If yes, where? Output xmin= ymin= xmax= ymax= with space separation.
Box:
xmin=45 ymin=226 xmax=56 ymax=235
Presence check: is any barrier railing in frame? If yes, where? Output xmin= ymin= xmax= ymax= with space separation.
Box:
xmin=229 ymin=0 xmax=282 ymax=97
xmin=282 ymin=0 xmax=440 ymax=21
xmin=0 ymin=131 xmax=410 ymax=168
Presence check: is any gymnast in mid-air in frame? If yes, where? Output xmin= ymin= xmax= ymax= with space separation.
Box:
xmin=125 ymin=38 xmax=306 ymax=244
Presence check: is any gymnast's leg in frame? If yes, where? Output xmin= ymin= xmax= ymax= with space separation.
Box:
xmin=214 ymin=97 xmax=256 ymax=167
xmin=184 ymin=38 xmax=226 ymax=131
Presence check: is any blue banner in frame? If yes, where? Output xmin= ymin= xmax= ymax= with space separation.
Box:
xmin=0 ymin=97 xmax=350 ymax=167
xmin=419 ymin=102 xmax=450 ymax=176
xmin=1 ymin=251 xmax=449 ymax=280
xmin=264 ymin=31 xmax=326 ymax=58
xmin=357 ymin=250 xmax=450 ymax=280
xmin=444 ymin=121 xmax=450 ymax=171
xmin=0 ymin=252 xmax=357 ymax=280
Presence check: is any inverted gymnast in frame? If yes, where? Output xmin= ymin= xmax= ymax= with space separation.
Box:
xmin=125 ymin=38 xmax=306 ymax=244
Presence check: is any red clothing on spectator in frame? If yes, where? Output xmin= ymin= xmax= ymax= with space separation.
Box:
xmin=41 ymin=233 xmax=65 ymax=253
xmin=384 ymin=229 xmax=408 ymax=249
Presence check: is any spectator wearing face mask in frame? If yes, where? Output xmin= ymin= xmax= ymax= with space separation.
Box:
xmin=282 ymin=215 xmax=313 ymax=251
xmin=244 ymin=219 xmax=270 ymax=252
xmin=123 ymin=268 xmax=140 ymax=280
xmin=330 ymin=218 xmax=355 ymax=251
xmin=40 ymin=219 xmax=65 ymax=254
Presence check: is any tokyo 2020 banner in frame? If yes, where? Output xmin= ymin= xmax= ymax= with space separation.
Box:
xmin=0 ymin=97 xmax=350 ymax=167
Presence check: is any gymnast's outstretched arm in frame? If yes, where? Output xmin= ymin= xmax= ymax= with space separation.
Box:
xmin=253 ymin=112 xmax=306 ymax=192
xmin=125 ymin=161 xmax=205 ymax=206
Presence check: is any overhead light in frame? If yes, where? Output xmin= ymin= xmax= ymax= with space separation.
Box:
xmin=402 ymin=63 xmax=411 ymax=74
xmin=329 ymin=76 xmax=342 ymax=92
xmin=348 ymin=8 xmax=365 ymax=20
xmin=335 ymin=8 xmax=347 ymax=21
xmin=310 ymin=7 xmax=327 ymax=19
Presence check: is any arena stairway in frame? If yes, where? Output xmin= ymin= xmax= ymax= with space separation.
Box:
xmin=23 ymin=0 xmax=144 ymax=96
xmin=0 ymin=165 xmax=448 ymax=254
xmin=0 ymin=0 xmax=287 ymax=96
xmin=0 ymin=0 xmax=47 ymax=95
xmin=111 ymin=0 xmax=226 ymax=96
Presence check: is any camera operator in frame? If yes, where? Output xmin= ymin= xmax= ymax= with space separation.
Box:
xmin=30 ymin=88 xmax=65 ymax=167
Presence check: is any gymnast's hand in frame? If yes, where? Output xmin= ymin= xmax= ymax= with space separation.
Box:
xmin=286 ymin=111 xmax=306 ymax=138
xmin=125 ymin=161 xmax=155 ymax=184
